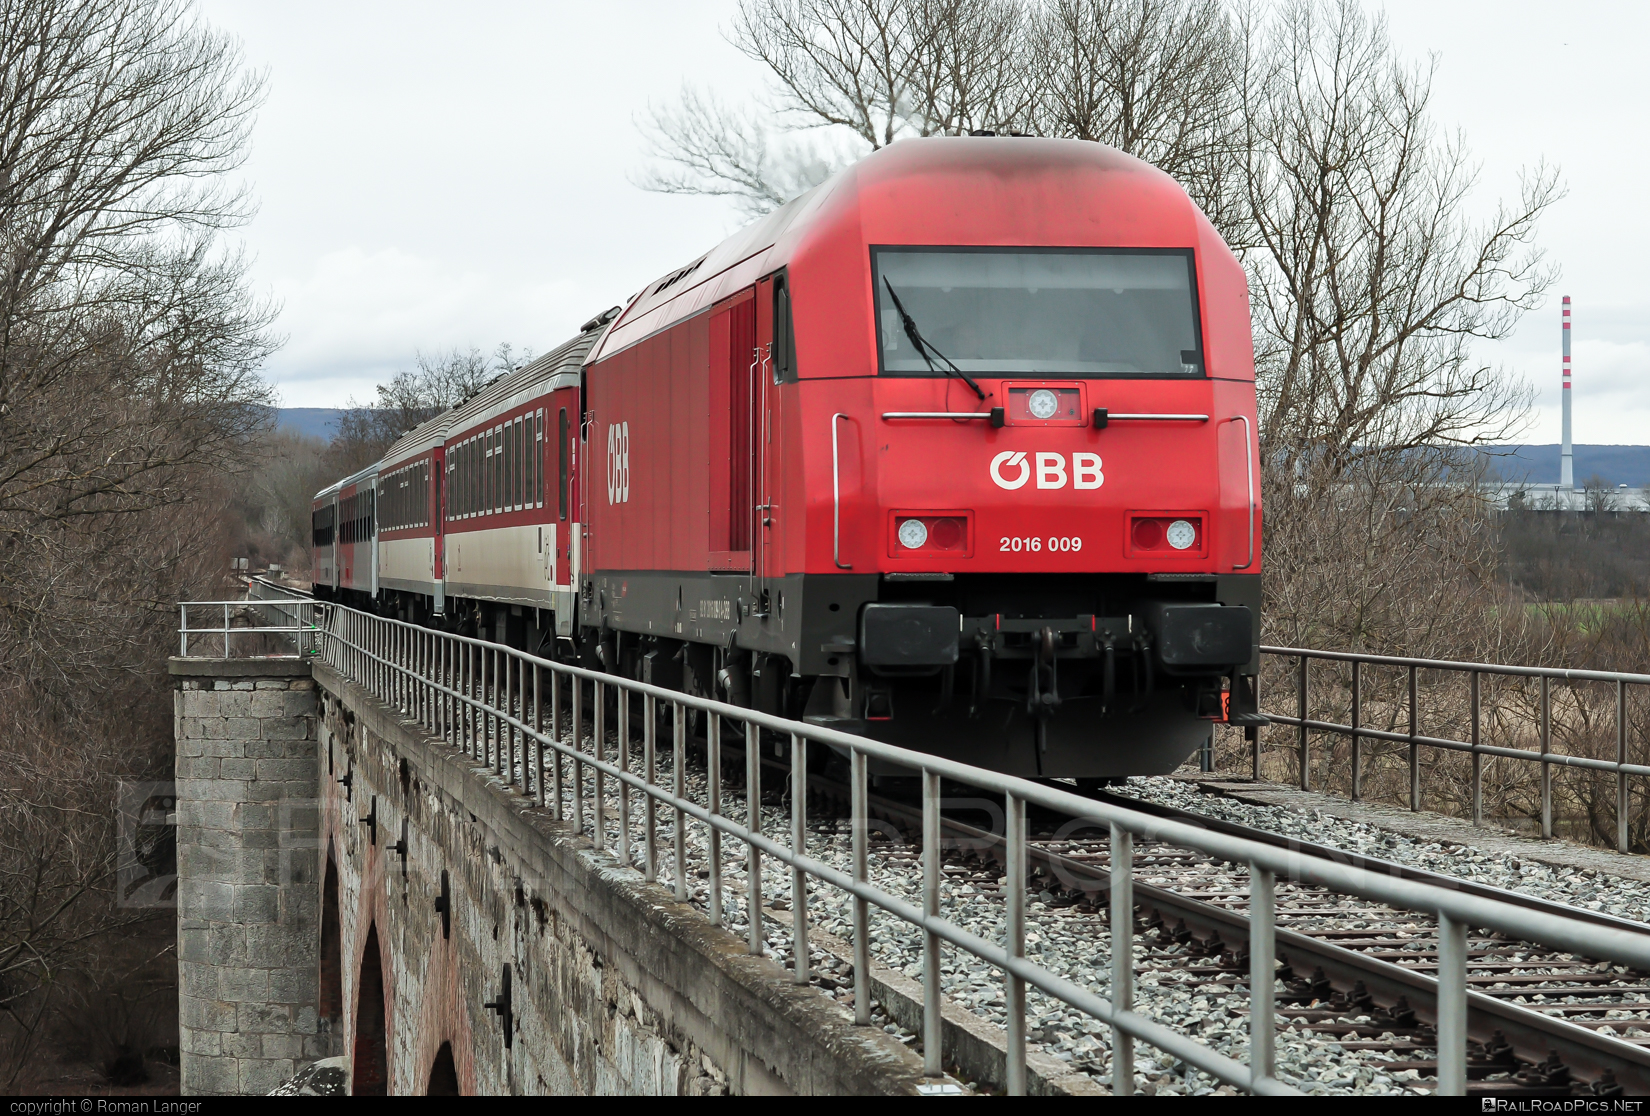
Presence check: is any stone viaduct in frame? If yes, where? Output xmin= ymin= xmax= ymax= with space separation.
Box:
xmin=170 ymin=652 xmax=947 ymax=1096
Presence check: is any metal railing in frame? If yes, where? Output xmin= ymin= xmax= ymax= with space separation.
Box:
xmin=179 ymin=588 xmax=323 ymax=658
xmin=178 ymin=598 xmax=1650 ymax=1097
xmin=1260 ymin=646 xmax=1650 ymax=852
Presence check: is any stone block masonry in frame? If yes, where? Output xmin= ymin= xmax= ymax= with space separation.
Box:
xmin=172 ymin=651 xmax=933 ymax=1095
xmin=171 ymin=657 xmax=325 ymax=1096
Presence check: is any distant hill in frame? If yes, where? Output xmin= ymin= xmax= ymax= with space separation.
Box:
xmin=1478 ymin=446 xmax=1650 ymax=488
xmin=274 ymin=408 xmax=346 ymax=442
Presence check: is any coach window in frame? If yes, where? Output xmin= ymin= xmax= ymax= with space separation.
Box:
xmin=517 ymin=417 xmax=527 ymax=510
xmin=512 ymin=419 xmax=521 ymax=510
xmin=558 ymin=408 xmax=570 ymax=520
xmin=504 ymin=421 xmax=515 ymax=511
xmin=512 ymin=418 xmax=523 ymax=510
xmin=534 ymin=411 xmax=544 ymax=508
xmin=489 ymin=428 xmax=500 ymax=514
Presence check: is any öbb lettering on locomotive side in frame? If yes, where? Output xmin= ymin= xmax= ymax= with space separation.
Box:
xmin=309 ymin=137 xmax=1263 ymax=778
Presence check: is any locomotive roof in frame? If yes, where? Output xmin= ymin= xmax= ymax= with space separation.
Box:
xmin=591 ymin=136 xmax=1209 ymax=364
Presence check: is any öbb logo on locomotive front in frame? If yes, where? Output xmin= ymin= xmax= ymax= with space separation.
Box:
xmin=988 ymin=450 xmax=1104 ymax=491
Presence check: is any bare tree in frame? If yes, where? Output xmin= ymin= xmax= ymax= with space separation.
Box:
xmin=1027 ymin=0 xmax=1244 ymax=229
xmin=0 ymin=0 xmax=276 ymax=1084
xmin=637 ymin=0 xmax=1246 ymax=230
xmin=1239 ymin=0 xmax=1558 ymax=657
xmin=326 ymin=343 xmax=526 ymax=477
xmin=1241 ymin=0 xmax=1557 ymax=469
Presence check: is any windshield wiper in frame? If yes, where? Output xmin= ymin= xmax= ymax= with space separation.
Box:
xmin=882 ymin=278 xmax=985 ymax=400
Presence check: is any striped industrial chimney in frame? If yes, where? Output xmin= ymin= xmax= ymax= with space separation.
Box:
xmin=1561 ymin=296 xmax=1574 ymax=490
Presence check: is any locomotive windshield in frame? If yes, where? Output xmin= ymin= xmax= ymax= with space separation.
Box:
xmin=872 ymin=247 xmax=1202 ymax=377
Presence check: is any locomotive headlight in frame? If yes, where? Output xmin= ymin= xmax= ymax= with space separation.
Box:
xmin=898 ymin=518 xmax=929 ymax=550
xmin=1166 ymin=519 xmax=1197 ymax=551
xmin=1027 ymin=388 xmax=1060 ymax=420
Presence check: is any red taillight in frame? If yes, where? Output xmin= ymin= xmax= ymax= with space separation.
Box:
xmin=929 ymin=517 xmax=965 ymax=550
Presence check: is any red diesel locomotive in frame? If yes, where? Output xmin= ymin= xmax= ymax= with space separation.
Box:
xmin=312 ymin=137 xmax=1262 ymax=778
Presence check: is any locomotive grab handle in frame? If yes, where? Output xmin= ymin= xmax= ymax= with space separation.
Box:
xmin=1229 ymin=414 xmax=1255 ymax=571
xmin=832 ymin=413 xmax=852 ymax=569
xmin=880 ymin=411 xmax=1209 ymax=422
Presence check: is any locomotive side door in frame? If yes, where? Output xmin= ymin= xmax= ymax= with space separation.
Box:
xmin=752 ymin=275 xmax=783 ymax=614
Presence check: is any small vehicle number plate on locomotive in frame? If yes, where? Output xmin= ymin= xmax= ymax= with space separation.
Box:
xmin=1000 ymin=536 xmax=1083 ymax=553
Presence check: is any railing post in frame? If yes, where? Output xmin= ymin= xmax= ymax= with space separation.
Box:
xmin=1297 ymin=654 xmax=1309 ymax=791
xmin=618 ymin=684 xmax=631 ymax=867
xmin=851 ymin=747 xmax=871 ymax=1026
xmin=1618 ymin=679 xmax=1629 ymax=854
xmin=1350 ymin=659 xmax=1362 ymax=801
xmin=180 ymin=604 xmax=188 ymax=656
xmin=551 ymin=671 xmax=564 ymax=819
xmin=706 ymin=709 xmax=722 ymax=926
xmin=1005 ymin=792 xmax=1027 ymax=1096
xmin=643 ymin=693 xmax=658 ymax=883
xmin=791 ymin=734 xmax=809 ymax=985
xmin=594 ymin=680 xmax=608 ymax=851
xmin=1248 ymin=863 xmax=1275 ymax=1092
xmin=673 ymin=701 xmax=687 ymax=902
xmin=1408 ymin=663 xmax=1420 ymax=811
xmin=1471 ymin=671 xmax=1483 ymax=828
xmin=533 ymin=660 xmax=544 ymax=807
xmin=746 ymin=721 xmax=763 ymax=956
xmin=921 ymin=768 xmax=942 ymax=1077
xmin=1109 ymin=822 xmax=1134 ymax=1096
xmin=1436 ymin=912 xmax=1468 ymax=1096
xmin=573 ymin=676 xmax=585 ymax=834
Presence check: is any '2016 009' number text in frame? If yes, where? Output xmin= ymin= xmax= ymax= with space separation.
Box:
xmin=1000 ymin=537 xmax=1082 ymax=553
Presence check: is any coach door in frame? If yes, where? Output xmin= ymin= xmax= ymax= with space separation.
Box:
xmin=432 ymin=451 xmax=446 ymax=615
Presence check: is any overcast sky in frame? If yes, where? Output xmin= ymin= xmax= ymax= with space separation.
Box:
xmin=197 ymin=0 xmax=1650 ymax=445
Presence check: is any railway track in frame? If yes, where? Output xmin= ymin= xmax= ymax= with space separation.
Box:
xmin=832 ymin=774 xmax=1650 ymax=1096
